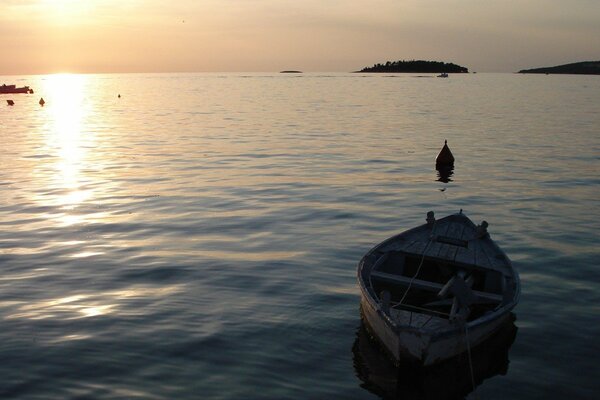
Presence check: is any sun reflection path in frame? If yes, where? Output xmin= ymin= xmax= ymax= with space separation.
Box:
xmin=36 ymin=74 xmax=99 ymax=225
xmin=44 ymin=74 xmax=90 ymax=201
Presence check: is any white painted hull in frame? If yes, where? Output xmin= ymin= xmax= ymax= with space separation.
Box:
xmin=360 ymin=285 xmax=514 ymax=366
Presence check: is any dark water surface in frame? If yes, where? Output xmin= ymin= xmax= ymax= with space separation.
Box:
xmin=1 ymin=73 xmax=599 ymax=399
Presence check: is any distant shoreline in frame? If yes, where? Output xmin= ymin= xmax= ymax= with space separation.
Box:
xmin=518 ymin=61 xmax=600 ymax=75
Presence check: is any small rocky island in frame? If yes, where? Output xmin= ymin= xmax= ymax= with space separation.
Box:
xmin=519 ymin=61 xmax=600 ymax=75
xmin=357 ymin=60 xmax=469 ymax=73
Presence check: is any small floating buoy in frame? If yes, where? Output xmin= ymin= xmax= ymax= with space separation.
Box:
xmin=435 ymin=140 xmax=455 ymax=169
xmin=39 ymin=97 xmax=45 ymax=106
xmin=118 ymin=94 xmax=121 ymax=98
xmin=7 ymin=100 xmax=14 ymax=106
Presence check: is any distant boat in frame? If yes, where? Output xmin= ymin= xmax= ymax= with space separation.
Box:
xmin=357 ymin=211 xmax=520 ymax=366
xmin=437 ymin=73 xmax=449 ymax=78
xmin=0 ymin=84 xmax=32 ymax=94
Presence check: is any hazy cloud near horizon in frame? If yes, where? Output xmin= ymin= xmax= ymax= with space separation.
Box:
xmin=1 ymin=0 xmax=599 ymax=74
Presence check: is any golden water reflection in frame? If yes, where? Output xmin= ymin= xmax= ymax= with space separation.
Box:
xmin=35 ymin=74 xmax=100 ymax=226
xmin=5 ymin=285 xmax=184 ymax=323
xmin=32 ymin=74 xmax=116 ymax=231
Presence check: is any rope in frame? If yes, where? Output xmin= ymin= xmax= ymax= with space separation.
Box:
xmin=420 ymin=315 xmax=434 ymax=328
xmin=394 ymin=221 xmax=437 ymax=308
xmin=464 ymin=323 xmax=478 ymax=399
xmin=389 ymin=302 xmax=450 ymax=317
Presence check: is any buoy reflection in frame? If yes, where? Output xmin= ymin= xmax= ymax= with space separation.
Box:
xmin=436 ymin=166 xmax=454 ymax=183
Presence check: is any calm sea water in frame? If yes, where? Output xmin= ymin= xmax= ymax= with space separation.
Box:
xmin=1 ymin=72 xmax=599 ymax=399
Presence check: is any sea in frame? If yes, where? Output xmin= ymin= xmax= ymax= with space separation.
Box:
xmin=0 ymin=72 xmax=598 ymax=399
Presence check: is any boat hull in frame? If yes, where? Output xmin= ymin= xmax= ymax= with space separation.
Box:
xmin=0 ymin=86 xmax=31 ymax=94
xmin=360 ymin=292 xmax=513 ymax=366
xmin=353 ymin=316 xmax=517 ymax=399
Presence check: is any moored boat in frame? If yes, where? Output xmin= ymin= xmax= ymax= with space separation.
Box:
xmin=0 ymin=84 xmax=32 ymax=94
xmin=357 ymin=211 xmax=520 ymax=366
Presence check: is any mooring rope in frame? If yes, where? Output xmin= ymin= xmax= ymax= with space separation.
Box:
xmin=464 ymin=323 xmax=478 ymax=399
xmin=394 ymin=221 xmax=437 ymax=308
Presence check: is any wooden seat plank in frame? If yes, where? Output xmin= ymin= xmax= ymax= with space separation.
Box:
xmin=371 ymin=270 xmax=503 ymax=303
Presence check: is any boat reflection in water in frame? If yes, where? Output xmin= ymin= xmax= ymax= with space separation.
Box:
xmin=353 ymin=314 xmax=517 ymax=400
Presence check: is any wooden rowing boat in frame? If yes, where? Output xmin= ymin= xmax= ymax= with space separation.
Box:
xmin=357 ymin=211 xmax=520 ymax=366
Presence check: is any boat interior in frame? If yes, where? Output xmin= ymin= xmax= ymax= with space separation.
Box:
xmin=366 ymin=250 xmax=514 ymax=324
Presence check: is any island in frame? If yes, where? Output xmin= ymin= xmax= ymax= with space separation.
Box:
xmin=356 ymin=60 xmax=469 ymax=73
xmin=518 ymin=61 xmax=600 ymax=75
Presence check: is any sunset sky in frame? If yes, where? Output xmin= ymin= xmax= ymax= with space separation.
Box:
xmin=2 ymin=0 xmax=599 ymax=74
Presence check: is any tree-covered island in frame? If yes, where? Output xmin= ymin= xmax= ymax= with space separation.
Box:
xmin=518 ymin=61 xmax=600 ymax=75
xmin=357 ymin=60 xmax=469 ymax=73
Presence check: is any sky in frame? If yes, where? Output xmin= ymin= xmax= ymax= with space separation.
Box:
xmin=1 ymin=0 xmax=599 ymax=74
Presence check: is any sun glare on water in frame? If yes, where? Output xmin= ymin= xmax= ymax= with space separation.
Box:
xmin=43 ymin=73 xmax=89 ymax=179
xmin=38 ymin=74 xmax=96 ymax=223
